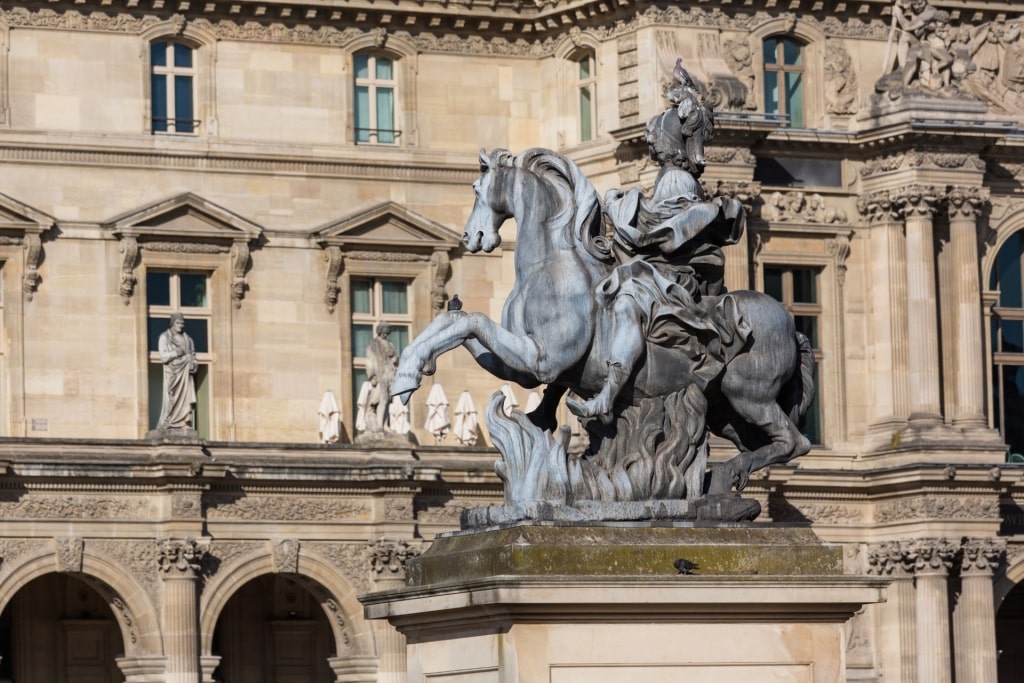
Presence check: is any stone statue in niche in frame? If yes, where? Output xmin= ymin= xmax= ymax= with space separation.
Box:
xmin=154 ymin=312 xmax=198 ymax=434
xmin=392 ymin=59 xmax=815 ymax=526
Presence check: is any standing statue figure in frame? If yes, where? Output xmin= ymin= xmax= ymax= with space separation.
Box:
xmin=156 ymin=312 xmax=198 ymax=431
xmin=365 ymin=322 xmax=399 ymax=431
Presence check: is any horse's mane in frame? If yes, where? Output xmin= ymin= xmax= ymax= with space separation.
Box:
xmin=490 ymin=148 xmax=612 ymax=262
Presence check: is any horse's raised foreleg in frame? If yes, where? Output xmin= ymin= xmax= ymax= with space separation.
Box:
xmin=463 ymin=338 xmax=542 ymax=388
xmin=392 ymin=311 xmax=551 ymax=403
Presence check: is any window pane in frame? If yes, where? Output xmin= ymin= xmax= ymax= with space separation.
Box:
xmin=179 ymin=273 xmax=207 ymax=308
xmin=147 ymin=271 xmax=171 ymax=306
xmin=355 ymin=86 xmax=370 ymax=142
xmin=389 ymin=324 xmax=410 ymax=357
xmin=151 ymin=42 xmax=167 ymax=67
xmin=351 ymin=280 xmax=371 ymax=314
xmin=995 ymin=233 xmax=1023 ymax=308
xmin=381 ymin=281 xmax=408 ymax=314
xmin=354 ymin=54 xmax=369 ymax=79
xmin=1002 ymin=320 xmax=1024 ymax=354
xmin=763 ymin=71 xmax=779 ymax=115
xmin=376 ymin=87 xmax=395 ymax=143
xmin=801 ymin=363 xmax=822 ymax=445
xmin=148 ymin=363 xmax=163 ymax=430
xmin=764 ymin=267 xmax=784 ymax=302
xmin=783 ymin=39 xmax=802 ymax=65
xmin=794 ymin=316 xmax=819 ymax=348
xmin=791 ymin=269 xmax=817 ymax=303
xmin=151 ymin=74 xmax=168 ymax=132
xmin=148 ymin=317 xmax=169 ymax=353
xmin=352 ymin=324 xmax=374 ymax=358
xmin=352 ymin=367 xmax=368 ymax=419
xmin=785 ymin=72 xmax=804 ymax=128
xmin=174 ymin=75 xmax=194 ymax=132
xmin=578 ymin=54 xmax=591 ymax=80
xmin=580 ymin=86 xmax=593 ymax=142
xmin=375 ymin=56 xmax=393 ymax=80
xmin=763 ymin=38 xmax=778 ymax=65
xmin=999 ymin=365 xmax=1024 ymax=455
xmin=183 ymin=318 xmax=209 ymax=354
xmin=194 ymin=364 xmax=210 ymax=439
xmin=173 ymin=42 xmax=192 ymax=68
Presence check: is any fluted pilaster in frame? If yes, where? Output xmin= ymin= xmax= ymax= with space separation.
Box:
xmin=867 ymin=541 xmax=918 ymax=682
xmin=947 ymin=187 xmax=990 ymax=428
xmin=912 ymin=538 xmax=956 ymax=683
xmin=158 ymin=537 xmax=206 ymax=683
xmin=898 ymin=186 xmax=944 ymax=423
xmin=369 ymin=540 xmax=421 ymax=683
xmin=954 ymin=538 xmax=1004 ymax=683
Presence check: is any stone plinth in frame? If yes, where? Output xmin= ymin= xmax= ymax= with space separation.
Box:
xmin=362 ymin=524 xmax=886 ymax=683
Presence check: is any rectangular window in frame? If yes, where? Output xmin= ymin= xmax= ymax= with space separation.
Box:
xmin=151 ymin=41 xmax=197 ymax=134
xmin=763 ymin=37 xmax=805 ymax=127
xmin=577 ymin=52 xmax=597 ymax=142
xmin=354 ymin=54 xmax=398 ymax=144
xmin=764 ymin=265 xmax=823 ymax=445
xmin=146 ymin=270 xmax=211 ymax=436
xmin=350 ymin=278 xmax=411 ymax=412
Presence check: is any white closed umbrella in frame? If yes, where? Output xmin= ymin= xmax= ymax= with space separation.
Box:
xmin=389 ymin=395 xmax=411 ymax=435
xmin=318 ymin=390 xmax=342 ymax=443
xmin=424 ymin=383 xmax=450 ymax=443
xmin=525 ymin=390 xmax=542 ymax=414
xmin=453 ymin=391 xmax=478 ymax=446
xmin=499 ymin=383 xmax=520 ymax=417
xmin=355 ymin=381 xmax=372 ymax=432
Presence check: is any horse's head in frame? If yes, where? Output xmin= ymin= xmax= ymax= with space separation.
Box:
xmin=464 ymin=149 xmax=512 ymax=253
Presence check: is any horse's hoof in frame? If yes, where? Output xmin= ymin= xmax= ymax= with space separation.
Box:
xmin=565 ymin=396 xmax=590 ymax=418
xmin=391 ymin=372 xmax=422 ymax=403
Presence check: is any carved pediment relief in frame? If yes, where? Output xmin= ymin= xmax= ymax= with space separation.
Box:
xmin=103 ymin=193 xmax=263 ymax=307
xmin=313 ymin=201 xmax=461 ymax=314
xmin=0 ymin=192 xmax=55 ymax=301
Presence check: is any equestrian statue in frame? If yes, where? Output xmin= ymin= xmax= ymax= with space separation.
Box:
xmin=392 ymin=59 xmax=815 ymax=525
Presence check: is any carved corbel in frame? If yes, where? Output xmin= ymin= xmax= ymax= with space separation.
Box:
xmin=430 ymin=250 xmax=451 ymax=315
xmin=826 ymin=232 xmax=853 ymax=287
xmin=324 ymin=245 xmax=343 ymax=313
xmin=23 ymin=232 xmax=42 ymax=301
xmin=118 ymin=235 xmax=139 ymax=304
xmin=230 ymin=241 xmax=250 ymax=309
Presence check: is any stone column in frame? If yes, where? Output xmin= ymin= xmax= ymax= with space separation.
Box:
xmin=899 ymin=186 xmax=943 ymax=424
xmin=867 ymin=541 xmax=917 ymax=682
xmin=158 ymin=538 xmax=206 ymax=683
xmin=858 ymin=192 xmax=910 ymax=427
xmin=368 ymin=539 xmax=421 ymax=683
xmin=954 ymin=538 xmax=1004 ymax=683
xmin=947 ymin=187 xmax=990 ymax=428
xmin=912 ymin=538 xmax=956 ymax=683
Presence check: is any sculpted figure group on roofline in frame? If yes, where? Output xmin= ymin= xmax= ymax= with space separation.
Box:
xmin=393 ymin=59 xmax=816 ymax=526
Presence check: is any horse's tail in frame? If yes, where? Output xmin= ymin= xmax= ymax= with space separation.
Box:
xmin=787 ymin=331 xmax=816 ymax=423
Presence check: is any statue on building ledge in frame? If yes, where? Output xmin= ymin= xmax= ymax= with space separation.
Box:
xmin=355 ymin=322 xmax=415 ymax=446
xmin=391 ymin=59 xmax=815 ymax=527
xmin=146 ymin=312 xmax=201 ymax=442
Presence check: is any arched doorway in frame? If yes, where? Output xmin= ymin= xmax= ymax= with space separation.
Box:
xmin=212 ymin=574 xmax=335 ymax=683
xmin=0 ymin=573 xmax=124 ymax=683
xmin=998 ymin=579 xmax=1024 ymax=681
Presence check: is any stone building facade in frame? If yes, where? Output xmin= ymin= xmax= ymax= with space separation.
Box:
xmin=0 ymin=0 xmax=1023 ymax=681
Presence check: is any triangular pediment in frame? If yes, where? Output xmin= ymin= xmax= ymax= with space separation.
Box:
xmin=104 ymin=193 xmax=262 ymax=242
xmin=0 ymin=192 xmax=55 ymax=234
xmin=314 ymin=201 xmax=461 ymax=250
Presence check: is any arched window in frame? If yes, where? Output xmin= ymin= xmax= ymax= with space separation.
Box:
xmin=990 ymin=231 xmax=1024 ymax=456
xmin=576 ymin=51 xmax=597 ymax=142
xmin=354 ymin=53 xmax=398 ymax=144
xmin=150 ymin=40 xmax=197 ymax=134
xmin=763 ymin=36 xmax=804 ymax=128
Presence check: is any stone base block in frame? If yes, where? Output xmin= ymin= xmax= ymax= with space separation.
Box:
xmin=362 ymin=524 xmax=886 ymax=683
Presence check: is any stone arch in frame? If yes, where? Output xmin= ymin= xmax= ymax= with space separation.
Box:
xmin=0 ymin=546 xmax=162 ymax=657
xmin=981 ymin=204 xmax=1024 ymax=280
xmin=199 ymin=547 xmax=376 ymax=660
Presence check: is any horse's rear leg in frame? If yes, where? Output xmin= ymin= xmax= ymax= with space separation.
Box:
xmin=717 ymin=394 xmax=810 ymax=491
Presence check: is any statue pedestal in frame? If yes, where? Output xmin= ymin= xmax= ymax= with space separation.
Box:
xmin=362 ymin=524 xmax=886 ymax=683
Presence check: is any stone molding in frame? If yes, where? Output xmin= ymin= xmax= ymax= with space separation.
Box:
xmin=204 ymin=492 xmax=371 ymax=520
xmin=874 ymin=495 xmax=1000 ymax=523
xmin=157 ymin=537 xmax=207 ymax=577
xmin=860 ymin=152 xmax=987 ymax=179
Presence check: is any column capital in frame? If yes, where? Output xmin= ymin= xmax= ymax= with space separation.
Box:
xmin=857 ymin=190 xmax=902 ymax=225
xmin=946 ymin=186 xmax=991 ymax=221
xmin=910 ymin=537 xmax=957 ymax=576
xmin=369 ymin=538 xmax=421 ymax=577
xmin=896 ymin=184 xmax=944 ymax=219
xmin=961 ymin=537 xmax=1006 ymax=577
xmin=158 ymin=537 xmax=207 ymax=578
xmin=866 ymin=540 xmax=916 ymax=577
